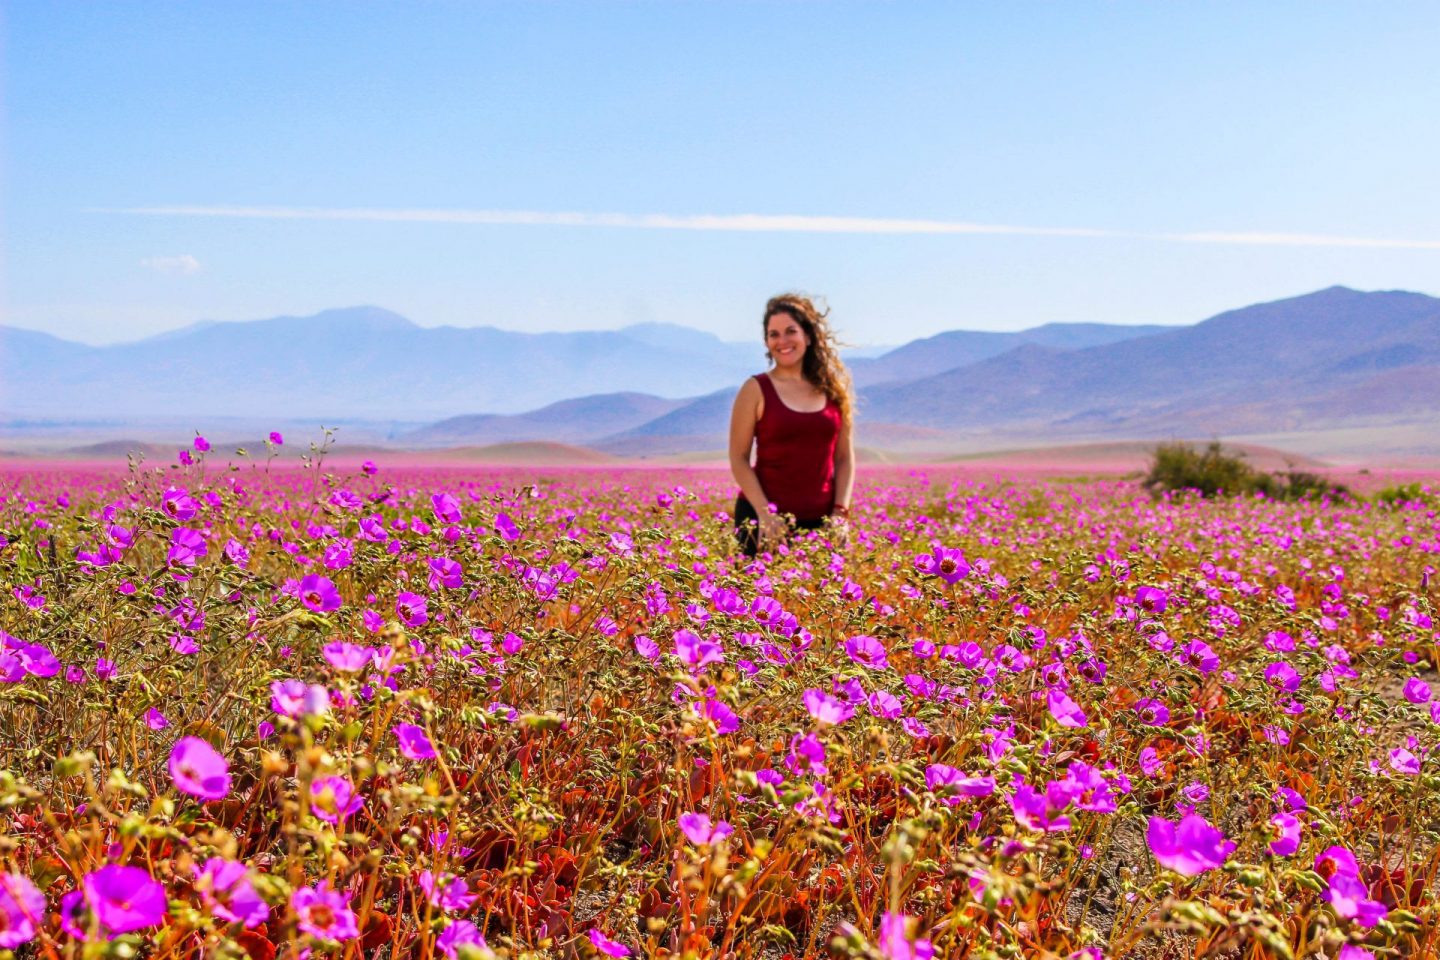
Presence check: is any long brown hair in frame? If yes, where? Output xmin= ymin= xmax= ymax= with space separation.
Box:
xmin=763 ymin=293 xmax=854 ymax=427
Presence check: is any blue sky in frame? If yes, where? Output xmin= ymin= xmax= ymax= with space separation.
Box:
xmin=6 ymin=1 xmax=1439 ymax=345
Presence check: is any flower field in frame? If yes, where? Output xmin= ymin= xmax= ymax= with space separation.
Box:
xmin=1 ymin=445 xmax=1437 ymax=959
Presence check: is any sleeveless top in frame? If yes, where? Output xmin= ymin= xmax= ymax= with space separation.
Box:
xmin=752 ymin=372 xmax=842 ymax=522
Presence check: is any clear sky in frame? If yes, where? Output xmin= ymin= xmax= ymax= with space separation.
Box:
xmin=5 ymin=1 xmax=1438 ymax=346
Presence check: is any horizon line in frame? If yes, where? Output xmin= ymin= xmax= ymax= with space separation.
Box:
xmin=89 ymin=205 xmax=1440 ymax=250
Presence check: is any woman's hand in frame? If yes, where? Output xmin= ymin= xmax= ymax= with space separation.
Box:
xmin=824 ymin=513 xmax=851 ymax=550
xmin=757 ymin=511 xmax=787 ymax=552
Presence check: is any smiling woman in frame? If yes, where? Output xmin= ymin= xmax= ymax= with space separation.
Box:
xmin=728 ymin=293 xmax=856 ymax=556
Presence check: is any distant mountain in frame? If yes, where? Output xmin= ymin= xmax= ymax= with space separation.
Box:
xmin=862 ymin=286 xmax=1440 ymax=436
xmin=850 ymin=322 xmax=1175 ymax=386
xmin=7 ymin=289 xmax=1438 ymax=458
xmin=0 ymin=307 xmax=766 ymax=421
xmin=402 ymin=392 xmax=686 ymax=446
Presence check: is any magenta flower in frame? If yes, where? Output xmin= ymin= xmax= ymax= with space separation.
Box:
xmin=697 ymin=696 xmax=741 ymax=734
xmin=1178 ymin=639 xmax=1219 ymax=674
xmin=162 ymin=486 xmax=200 ymax=520
xmin=361 ymin=459 xmax=378 ymax=475
xmin=674 ymin=629 xmax=724 ymax=669
xmin=1324 ymin=872 xmax=1388 ymax=927
xmin=803 ymin=688 xmax=854 ymax=725
xmin=634 ymin=635 xmax=660 ymax=660
xmin=436 ymin=919 xmax=488 ymax=958
xmin=1011 ymin=782 xmax=1072 ymax=833
xmin=395 ymin=723 xmax=438 ymax=760
xmin=169 ymin=736 xmax=230 ymax=800
xmin=291 ymin=881 xmax=359 ymax=940
xmin=1134 ymin=585 xmax=1169 ymax=614
xmin=924 ymin=764 xmax=994 ymax=804
xmin=1046 ymin=689 xmax=1088 ymax=728
xmin=418 ymin=871 xmax=477 ymax=912
xmin=0 ymin=872 xmax=46 ymax=948
xmin=428 ymin=556 xmax=464 ymax=590
xmin=322 ymin=640 xmax=373 ymax=672
xmin=310 ymin=775 xmax=364 ymax=824
xmin=194 ymin=858 xmax=269 ymax=927
xmin=1264 ymin=661 xmax=1301 ymax=693
xmin=60 ymin=865 xmax=167 ymax=939
xmin=396 ymin=591 xmax=429 ymax=627
xmin=1133 ymin=698 xmax=1171 ymax=726
xmin=494 ymin=512 xmax=521 ymax=541
xmin=678 ymin=811 xmax=733 ymax=846
xmin=915 ymin=545 xmax=969 ymax=584
xmin=271 ymin=679 xmax=330 ymax=717
xmin=431 ymin=492 xmax=462 ymax=523
xmin=1389 ymin=747 xmax=1421 ymax=775
xmin=1267 ymin=812 xmax=1302 ymax=856
xmin=1146 ymin=814 xmax=1235 ymax=875
xmin=1403 ymin=677 xmax=1432 ymax=704
xmin=167 ymin=527 xmax=208 ymax=567
xmin=588 ymin=928 xmax=632 ymax=956
xmin=878 ymin=911 xmax=934 ymax=960
xmin=299 ymin=574 xmax=342 ymax=613
xmin=145 ymin=707 xmax=169 ymax=730
xmin=193 ymin=435 xmax=210 ymax=452
xmin=845 ymin=635 xmax=889 ymax=670
xmin=268 ymin=431 xmax=284 ymax=445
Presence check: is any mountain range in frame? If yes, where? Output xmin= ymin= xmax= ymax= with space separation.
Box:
xmin=4 ymin=286 xmax=1438 ymax=458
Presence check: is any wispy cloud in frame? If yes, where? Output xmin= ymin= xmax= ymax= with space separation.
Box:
xmin=140 ymin=253 xmax=202 ymax=275
xmin=98 ymin=205 xmax=1440 ymax=250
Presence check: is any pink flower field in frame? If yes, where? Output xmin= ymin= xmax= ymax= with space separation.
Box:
xmin=0 ymin=446 xmax=1437 ymax=959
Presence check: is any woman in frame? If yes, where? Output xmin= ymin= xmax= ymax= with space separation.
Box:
xmin=728 ymin=293 xmax=855 ymax=556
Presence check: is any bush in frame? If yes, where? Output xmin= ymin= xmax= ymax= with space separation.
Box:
xmin=1374 ymin=482 xmax=1438 ymax=508
xmin=1143 ymin=442 xmax=1351 ymax=501
xmin=1143 ymin=441 xmax=1266 ymax=498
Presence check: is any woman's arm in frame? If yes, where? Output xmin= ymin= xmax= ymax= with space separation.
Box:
xmin=728 ymin=379 xmax=785 ymax=548
xmin=728 ymin=378 xmax=770 ymax=512
xmin=831 ymin=412 xmax=856 ymax=513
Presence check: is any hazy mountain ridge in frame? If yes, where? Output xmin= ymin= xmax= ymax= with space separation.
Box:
xmin=5 ymin=287 xmax=1438 ymax=457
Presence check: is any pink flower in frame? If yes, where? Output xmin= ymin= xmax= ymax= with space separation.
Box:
xmin=299 ymin=574 xmax=342 ymax=613
xmin=193 ymin=435 xmax=210 ymax=452
xmin=167 ymin=527 xmax=208 ymax=567
xmin=845 ymin=635 xmax=889 ymax=670
xmin=1389 ymin=747 xmax=1421 ymax=775
xmin=674 ymin=629 xmax=724 ymax=669
xmin=678 ymin=811 xmax=733 ymax=846
xmin=268 ymin=431 xmax=284 ymax=445
xmin=494 ymin=512 xmax=521 ymax=541
xmin=322 ymin=641 xmax=373 ymax=672
xmin=1146 ymin=814 xmax=1235 ymax=875
xmin=803 ymin=688 xmax=854 ymax=725
xmin=418 ymin=871 xmax=477 ymax=912
xmin=1134 ymin=586 xmax=1169 ymax=614
xmin=396 ymin=591 xmax=428 ymax=627
xmin=1133 ymin=698 xmax=1170 ymax=726
xmin=634 ymin=635 xmax=660 ymax=659
xmin=588 ymin=929 xmax=632 ymax=957
xmin=1267 ymin=812 xmax=1302 ymax=856
xmin=145 ymin=707 xmax=169 ymax=730
xmin=1403 ymin=677 xmax=1432 ymax=704
xmin=291 ymin=881 xmax=359 ymax=940
xmin=270 ymin=679 xmax=330 ymax=717
xmin=310 ymin=775 xmax=364 ymax=824
xmin=169 ymin=737 xmax=230 ymax=800
xmin=1047 ymin=689 xmax=1088 ymax=728
xmin=431 ymin=492 xmax=462 ymax=524
xmin=194 ymin=858 xmax=269 ymax=927
xmin=395 ymin=723 xmax=438 ymax=760
xmin=60 ymin=865 xmax=166 ymax=940
xmin=877 ymin=911 xmax=934 ymax=960
xmin=436 ymin=919 xmax=487 ymax=958
xmin=0 ymin=872 xmax=46 ymax=948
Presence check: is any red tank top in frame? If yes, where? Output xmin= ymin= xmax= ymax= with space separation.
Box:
xmin=752 ymin=372 xmax=842 ymax=521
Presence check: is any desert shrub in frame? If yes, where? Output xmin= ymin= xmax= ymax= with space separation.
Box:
xmin=1144 ymin=443 xmax=1351 ymax=502
xmin=1375 ymin=482 xmax=1438 ymax=508
xmin=1143 ymin=441 xmax=1268 ymax=497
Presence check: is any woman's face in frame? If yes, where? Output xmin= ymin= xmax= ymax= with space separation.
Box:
xmin=766 ymin=311 xmax=810 ymax=369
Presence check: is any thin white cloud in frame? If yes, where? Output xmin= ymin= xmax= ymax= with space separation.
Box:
xmin=140 ymin=253 xmax=202 ymax=275
xmin=97 ymin=205 xmax=1440 ymax=250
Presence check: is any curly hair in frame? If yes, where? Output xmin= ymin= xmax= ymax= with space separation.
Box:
xmin=763 ymin=293 xmax=855 ymax=428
